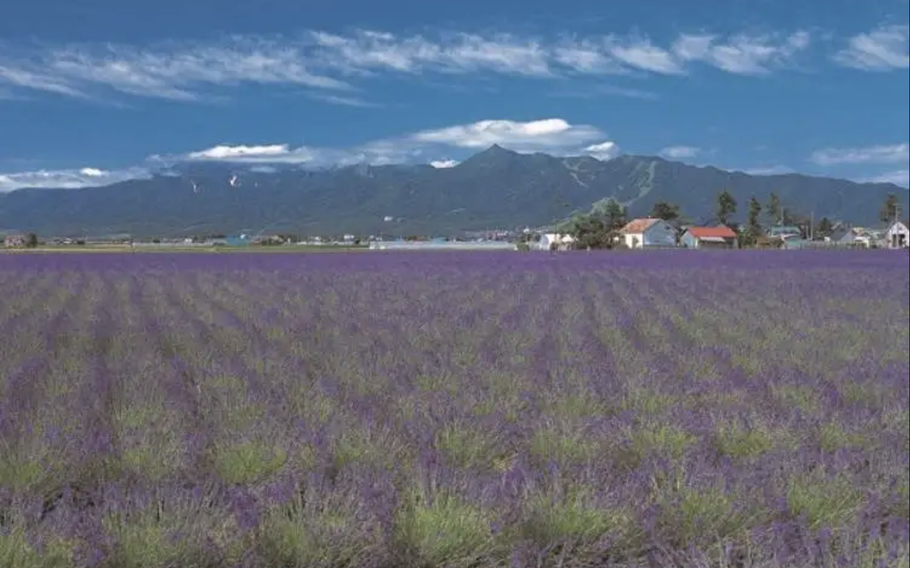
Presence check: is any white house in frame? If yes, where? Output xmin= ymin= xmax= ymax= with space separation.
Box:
xmin=884 ymin=221 xmax=909 ymax=249
xmin=537 ymin=233 xmax=575 ymax=251
xmin=619 ymin=218 xmax=677 ymax=249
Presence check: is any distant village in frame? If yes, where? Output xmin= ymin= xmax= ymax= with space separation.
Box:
xmin=4 ymin=192 xmax=909 ymax=252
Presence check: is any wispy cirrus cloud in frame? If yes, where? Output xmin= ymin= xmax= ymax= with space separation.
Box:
xmin=672 ymin=31 xmax=810 ymax=74
xmin=809 ymin=142 xmax=909 ymax=165
xmin=549 ymin=83 xmax=659 ymax=101
xmin=0 ymin=27 xmax=815 ymax=103
xmin=833 ymin=24 xmax=909 ymax=70
xmin=305 ymin=92 xmax=382 ymax=107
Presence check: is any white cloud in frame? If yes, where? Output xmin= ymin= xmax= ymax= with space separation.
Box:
xmin=738 ymin=165 xmax=794 ymax=175
xmin=187 ymin=144 xmax=291 ymax=160
xmin=834 ymin=25 xmax=909 ymax=70
xmin=550 ymin=83 xmax=658 ymax=100
xmin=179 ymin=118 xmax=609 ymax=166
xmin=869 ymin=169 xmax=910 ymax=186
xmin=0 ymin=63 xmax=86 ymax=97
xmin=582 ymin=141 xmax=621 ymax=160
xmin=606 ymin=36 xmax=685 ymax=74
xmin=0 ymin=27 xmax=819 ymax=102
xmin=410 ymin=118 xmax=603 ymax=151
xmin=0 ymin=167 xmax=149 ymax=192
xmin=306 ymin=92 xmax=381 ymax=107
xmin=660 ymin=145 xmax=700 ymax=159
xmin=809 ymin=143 xmax=909 ymax=165
xmin=672 ymin=30 xmax=811 ymax=74
xmin=429 ymin=159 xmax=459 ymax=168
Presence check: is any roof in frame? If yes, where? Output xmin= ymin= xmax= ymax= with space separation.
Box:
xmin=699 ymin=236 xmax=730 ymax=243
xmin=685 ymin=226 xmax=737 ymax=239
xmin=828 ymin=228 xmax=852 ymax=241
xmin=768 ymin=225 xmax=801 ymax=236
xmin=620 ymin=218 xmax=661 ymax=234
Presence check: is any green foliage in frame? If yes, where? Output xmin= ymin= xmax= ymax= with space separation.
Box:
xmin=211 ymin=442 xmax=286 ymax=485
xmin=766 ymin=192 xmax=783 ymax=225
xmin=650 ymin=200 xmax=681 ymax=222
xmin=632 ymin=423 xmax=698 ymax=459
xmin=530 ymin=426 xmax=602 ymax=465
xmin=0 ymin=529 xmax=74 ymax=568
xmin=713 ymin=423 xmax=774 ymax=460
xmin=743 ymin=196 xmax=763 ymax=246
xmin=816 ymin=216 xmax=834 ymax=237
xmin=787 ymin=473 xmax=866 ymax=529
xmin=655 ymin=483 xmax=763 ymax=548
xmin=395 ymin=488 xmax=496 ymax=568
xmin=817 ymin=421 xmax=867 ymax=452
xmin=520 ymin=489 xmax=630 ymax=547
xmin=881 ymin=192 xmax=900 ymax=223
xmin=435 ymin=424 xmax=500 ymax=469
xmin=259 ymin=503 xmax=375 ymax=568
xmin=716 ymin=190 xmax=737 ymax=225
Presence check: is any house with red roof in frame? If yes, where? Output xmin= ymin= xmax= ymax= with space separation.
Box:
xmin=618 ymin=218 xmax=678 ymax=249
xmin=680 ymin=226 xmax=738 ymax=249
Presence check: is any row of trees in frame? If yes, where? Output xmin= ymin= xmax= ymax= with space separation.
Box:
xmin=559 ymin=191 xmax=903 ymax=250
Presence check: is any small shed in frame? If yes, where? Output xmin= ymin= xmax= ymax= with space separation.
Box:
xmin=3 ymin=233 xmax=26 ymax=248
xmin=680 ymin=226 xmax=738 ymax=249
xmin=537 ymin=233 xmax=575 ymax=251
xmin=767 ymin=226 xmax=801 ymax=239
xmin=884 ymin=221 xmax=909 ymax=249
xmin=826 ymin=228 xmax=857 ymax=246
xmin=224 ymin=235 xmax=252 ymax=247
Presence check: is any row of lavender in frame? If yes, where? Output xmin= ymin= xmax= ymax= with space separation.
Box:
xmin=1 ymin=251 xmax=908 ymax=567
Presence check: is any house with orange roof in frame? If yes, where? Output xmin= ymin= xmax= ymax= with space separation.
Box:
xmin=618 ymin=218 xmax=678 ymax=249
xmin=680 ymin=226 xmax=739 ymax=249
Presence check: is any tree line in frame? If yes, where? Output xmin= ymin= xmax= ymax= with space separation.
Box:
xmin=556 ymin=191 xmax=903 ymax=250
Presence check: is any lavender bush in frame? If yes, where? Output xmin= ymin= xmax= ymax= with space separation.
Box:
xmin=1 ymin=250 xmax=907 ymax=568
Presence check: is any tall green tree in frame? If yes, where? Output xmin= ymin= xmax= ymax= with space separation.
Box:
xmin=569 ymin=215 xmax=614 ymax=249
xmin=650 ymin=201 xmax=681 ymax=222
xmin=744 ymin=197 xmax=763 ymax=245
xmin=25 ymin=233 xmax=38 ymax=248
xmin=592 ymin=198 xmax=627 ymax=231
xmin=816 ymin=217 xmax=833 ymax=238
xmin=880 ymin=193 xmax=900 ymax=224
xmin=716 ymin=190 xmax=738 ymax=226
xmin=766 ymin=192 xmax=782 ymax=225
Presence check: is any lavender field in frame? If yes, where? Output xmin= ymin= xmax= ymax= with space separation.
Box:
xmin=1 ymin=250 xmax=908 ymax=568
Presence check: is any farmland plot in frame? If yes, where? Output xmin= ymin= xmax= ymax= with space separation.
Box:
xmin=0 ymin=250 xmax=908 ymax=568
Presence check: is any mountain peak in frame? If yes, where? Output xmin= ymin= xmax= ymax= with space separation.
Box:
xmin=458 ymin=144 xmax=519 ymax=167
xmin=479 ymin=143 xmax=515 ymax=156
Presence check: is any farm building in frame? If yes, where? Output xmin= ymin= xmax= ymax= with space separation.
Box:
xmin=3 ymin=233 xmax=26 ymax=248
xmin=826 ymin=228 xmax=860 ymax=247
xmin=767 ymin=226 xmax=802 ymax=239
xmin=883 ymin=221 xmax=909 ymax=249
xmin=680 ymin=226 xmax=738 ymax=249
xmin=368 ymin=241 xmax=517 ymax=251
xmin=619 ymin=218 xmax=677 ymax=249
xmin=224 ymin=235 xmax=253 ymax=247
xmin=537 ymin=233 xmax=575 ymax=251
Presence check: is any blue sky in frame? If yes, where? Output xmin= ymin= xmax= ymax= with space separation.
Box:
xmin=1 ymin=0 xmax=908 ymax=191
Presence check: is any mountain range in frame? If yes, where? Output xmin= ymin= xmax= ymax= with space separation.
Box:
xmin=1 ymin=145 xmax=907 ymax=237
